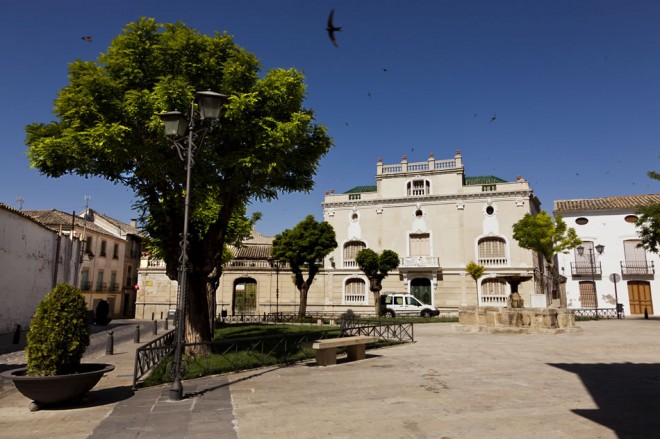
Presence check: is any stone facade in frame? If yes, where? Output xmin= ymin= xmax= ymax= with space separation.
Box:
xmin=138 ymin=151 xmax=550 ymax=319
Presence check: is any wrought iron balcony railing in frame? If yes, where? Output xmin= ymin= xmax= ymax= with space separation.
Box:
xmin=620 ymin=261 xmax=655 ymax=275
xmin=570 ymin=261 xmax=602 ymax=276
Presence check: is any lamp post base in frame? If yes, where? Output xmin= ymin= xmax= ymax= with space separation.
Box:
xmin=169 ymin=379 xmax=183 ymax=401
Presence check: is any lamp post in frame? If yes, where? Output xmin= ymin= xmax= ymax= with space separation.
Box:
xmin=159 ymin=90 xmax=227 ymax=401
xmin=577 ymin=244 xmax=605 ymax=319
xmin=268 ymin=258 xmax=281 ymax=321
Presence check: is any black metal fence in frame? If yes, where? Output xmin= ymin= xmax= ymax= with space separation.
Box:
xmin=132 ymin=320 xmax=414 ymax=388
xmin=573 ymin=308 xmax=623 ymax=320
xmin=132 ymin=329 xmax=176 ymax=389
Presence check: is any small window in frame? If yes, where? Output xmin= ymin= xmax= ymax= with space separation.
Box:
xmin=486 ymin=206 xmax=495 ymax=215
xmin=113 ymin=243 xmax=119 ymax=259
xmin=351 ymin=212 xmax=359 ymax=221
xmin=624 ymin=215 xmax=638 ymax=223
xmin=415 ymin=209 xmax=423 ymax=218
xmin=575 ymin=217 xmax=589 ymax=225
xmin=100 ymin=240 xmax=107 ymax=257
xmin=349 ymin=194 xmax=361 ymax=200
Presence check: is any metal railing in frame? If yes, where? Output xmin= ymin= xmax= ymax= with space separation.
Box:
xmin=573 ymin=308 xmax=622 ymax=320
xmin=620 ymin=261 xmax=655 ymax=275
xmin=340 ymin=321 xmax=414 ymax=342
xmin=132 ymin=320 xmax=414 ymax=388
xmin=133 ymin=329 xmax=176 ymax=389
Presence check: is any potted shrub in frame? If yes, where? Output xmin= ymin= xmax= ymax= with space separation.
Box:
xmin=0 ymin=283 xmax=114 ymax=411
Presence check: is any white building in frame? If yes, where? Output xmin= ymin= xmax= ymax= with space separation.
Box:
xmin=554 ymin=194 xmax=660 ymax=316
xmin=0 ymin=203 xmax=81 ymax=334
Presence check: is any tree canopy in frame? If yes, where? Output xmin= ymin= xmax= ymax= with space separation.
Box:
xmin=636 ymin=168 xmax=660 ymax=253
xmin=25 ymin=18 xmax=333 ymax=344
xmin=355 ymin=248 xmax=400 ymax=315
xmin=465 ymin=261 xmax=485 ymax=307
xmin=271 ymin=215 xmax=337 ymax=317
xmin=512 ymin=211 xmax=581 ymax=265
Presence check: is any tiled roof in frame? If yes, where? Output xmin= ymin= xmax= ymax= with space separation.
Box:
xmin=23 ymin=209 xmax=114 ymax=237
xmin=231 ymin=244 xmax=273 ymax=259
xmin=464 ymin=176 xmax=507 ymax=185
xmin=554 ymin=194 xmax=660 ymax=213
xmin=91 ymin=209 xmax=142 ymax=236
xmin=344 ymin=186 xmax=377 ymax=194
xmin=228 ymin=229 xmax=274 ymax=259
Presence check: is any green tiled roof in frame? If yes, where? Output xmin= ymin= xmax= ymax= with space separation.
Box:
xmin=344 ymin=185 xmax=377 ymax=194
xmin=464 ymin=176 xmax=507 ymax=185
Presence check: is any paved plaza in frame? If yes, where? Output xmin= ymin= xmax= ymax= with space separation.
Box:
xmin=1 ymin=318 xmax=659 ymax=438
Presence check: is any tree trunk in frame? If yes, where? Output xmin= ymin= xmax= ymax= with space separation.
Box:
xmin=184 ymin=272 xmax=213 ymax=356
xmin=298 ymin=284 xmax=308 ymax=318
xmin=373 ymin=290 xmax=381 ymax=316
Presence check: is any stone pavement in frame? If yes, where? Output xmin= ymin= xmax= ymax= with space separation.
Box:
xmin=1 ymin=318 xmax=660 ymax=439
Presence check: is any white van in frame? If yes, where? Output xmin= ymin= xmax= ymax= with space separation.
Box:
xmin=379 ymin=293 xmax=440 ymax=318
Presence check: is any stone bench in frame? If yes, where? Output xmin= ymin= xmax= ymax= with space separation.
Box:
xmin=310 ymin=335 xmax=379 ymax=366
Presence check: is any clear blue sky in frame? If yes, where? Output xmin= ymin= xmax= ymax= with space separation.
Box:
xmin=1 ymin=0 xmax=659 ymax=236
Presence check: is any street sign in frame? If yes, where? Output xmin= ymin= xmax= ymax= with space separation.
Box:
xmin=609 ymin=273 xmax=621 ymax=283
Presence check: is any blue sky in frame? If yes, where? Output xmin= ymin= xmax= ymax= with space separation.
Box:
xmin=1 ymin=0 xmax=659 ymax=236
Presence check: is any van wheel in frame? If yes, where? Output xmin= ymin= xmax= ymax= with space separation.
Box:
xmin=421 ymin=310 xmax=431 ymax=318
xmin=385 ymin=310 xmax=395 ymax=318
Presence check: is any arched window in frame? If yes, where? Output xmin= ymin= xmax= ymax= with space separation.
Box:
xmin=480 ymin=278 xmax=507 ymax=305
xmin=407 ymin=179 xmax=430 ymax=196
xmin=477 ymin=237 xmax=507 ymax=266
xmin=343 ymin=241 xmax=366 ymax=268
xmin=344 ymin=278 xmax=367 ymax=304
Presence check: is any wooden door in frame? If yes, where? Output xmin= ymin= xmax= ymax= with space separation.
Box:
xmin=628 ymin=281 xmax=653 ymax=315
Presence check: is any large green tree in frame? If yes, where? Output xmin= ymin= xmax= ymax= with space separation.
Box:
xmin=512 ymin=211 xmax=581 ymax=266
xmin=271 ymin=215 xmax=337 ymax=317
xmin=25 ymin=19 xmax=332 ymax=348
xmin=636 ymin=168 xmax=660 ymax=253
xmin=355 ymin=249 xmax=400 ymax=315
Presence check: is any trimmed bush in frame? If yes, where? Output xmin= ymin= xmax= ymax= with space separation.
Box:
xmin=26 ymin=283 xmax=90 ymax=376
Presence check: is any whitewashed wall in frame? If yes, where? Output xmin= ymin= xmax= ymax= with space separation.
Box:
xmin=0 ymin=206 xmax=81 ymax=334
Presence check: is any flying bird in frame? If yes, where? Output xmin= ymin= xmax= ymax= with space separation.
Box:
xmin=81 ymin=35 xmax=93 ymax=42
xmin=489 ymin=113 xmax=496 ymax=123
xmin=326 ymin=9 xmax=342 ymax=47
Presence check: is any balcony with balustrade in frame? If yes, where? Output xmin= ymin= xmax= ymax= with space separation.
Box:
xmin=399 ymin=256 xmax=440 ymax=270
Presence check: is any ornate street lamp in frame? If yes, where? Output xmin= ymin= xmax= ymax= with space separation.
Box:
xmin=268 ymin=258 xmax=281 ymax=321
xmin=577 ymin=244 xmax=605 ymax=319
xmin=159 ymin=90 xmax=227 ymax=401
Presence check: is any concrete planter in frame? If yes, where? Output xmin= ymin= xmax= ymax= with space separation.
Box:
xmin=1 ymin=363 xmax=114 ymax=411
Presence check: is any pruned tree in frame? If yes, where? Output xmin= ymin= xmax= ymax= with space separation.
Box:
xmin=465 ymin=261 xmax=485 ymax=307
xmin=25 ymin=18 xmax=332 ymax=350
xmin=636 ymin=168 xmax=660 ymax=253
xmin=355 ymin=249 xmax=400 ymax=315
xmin=512 ymin=211 xmax=581 ymax=304
xmin=271 ymin=215 xmax=337 ymax=317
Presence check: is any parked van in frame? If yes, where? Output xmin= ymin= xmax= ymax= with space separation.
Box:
xmin=379 ymin=293 xmax=440 ymax=318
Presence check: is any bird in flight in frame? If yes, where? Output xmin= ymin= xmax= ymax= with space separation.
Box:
xmin=489 ymin=113 xmax=497 ymax=123
xmin=327 ymin=9 xmax=342 ymax=47
xmin=81 ymin=35 xmax=93 ymax=42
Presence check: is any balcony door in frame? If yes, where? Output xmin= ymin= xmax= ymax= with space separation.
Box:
xmin=409 ymin=233 xmax=430 ymax=257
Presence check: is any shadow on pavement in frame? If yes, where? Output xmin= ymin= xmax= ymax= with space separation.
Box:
xmin=18 ymin=385 xmax=136 ymax=411
xmin=550 ymin=362 xmax=660 ymax=439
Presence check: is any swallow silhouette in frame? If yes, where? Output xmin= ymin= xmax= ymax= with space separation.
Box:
xmin=327 ymin=9 xmax=342 ymax=47
xmin=81 ymin=35 xmax=93 ymax=42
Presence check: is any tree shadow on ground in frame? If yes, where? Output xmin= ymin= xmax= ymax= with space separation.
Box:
xmin=550 ymin=363 xmax=660 ymax=439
